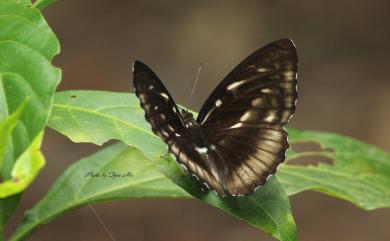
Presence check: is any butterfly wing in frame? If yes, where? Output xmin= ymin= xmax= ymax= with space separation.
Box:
xmin=133 ymin=61 xmax=225 ymax=194
xmin=197 ymin=39 xmax=298 ymax=195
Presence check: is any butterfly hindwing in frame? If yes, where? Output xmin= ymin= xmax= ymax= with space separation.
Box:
xmin=196 ymin=39 xmax=298 ymax=195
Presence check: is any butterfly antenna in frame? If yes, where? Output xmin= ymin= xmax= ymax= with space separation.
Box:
xmin=186 ymin=62 xmax=203 ymax=110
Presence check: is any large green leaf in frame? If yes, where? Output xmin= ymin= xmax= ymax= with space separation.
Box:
xmin=48 ymin=90 xmax=390 ymax=210
xmin=279 ymin=129 xmax=390 ymax=210
xmin=9 ymin=143 xmax=189 ymax=241
xmin=0 ymin=0 xmax=60 ymax=227
xmin=11 ymin=143 xmax=296 ymax=241
xmin=48 ymin=91 xmax=297 ymax=241
xmin=49 ymin=91 xmax=165 ymax=160
xmin=156 ymin=154 xmax=296 ymax=241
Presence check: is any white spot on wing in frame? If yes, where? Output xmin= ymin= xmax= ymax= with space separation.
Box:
xmin=229 ymin=123 xmax=243 ymax=129
xmin=240 ymin=111 xmax=252 ymax=122
xmin=160 ymin=129 xmax=169 ymax=138
xmin=227 ymin=80 xmax=245 ymax=90
xmin=257 ymin=67 xmax=268 ymax=72
xmin=148 ymin=85 xmax=154 ymax=90
xmin=167 ymin=124 xmax=175 ymax=133
xmin=215 ymin=99 xmax=222 ymax=107
xmin=161 ymin=93 xmax=169 ymax=100
xmin=251 ymin=98 xmax=263 ymax=107
xmin=284 ymin=71 xmax=295 ymax=81
xmin=260 ymin=88 xmax=273 ymax=94
xmin=195 ymin=146 xmax=208 ymax=154
xmin=264 ymin=115 xmax=276 ymax=123
xmin=170 ymin=143 xmax=179 ymax=154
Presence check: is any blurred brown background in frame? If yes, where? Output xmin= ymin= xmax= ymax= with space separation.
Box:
xmin=7 ymin=0 xmax=390 ymax=240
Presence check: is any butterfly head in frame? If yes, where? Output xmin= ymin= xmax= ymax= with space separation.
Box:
xmin=180 ymin=109 xmax=194 ymax=123
xmin=179 ymin=108 xmax=199 ymax=130
xmin=180 ymin=108 xmax=203 ymax=136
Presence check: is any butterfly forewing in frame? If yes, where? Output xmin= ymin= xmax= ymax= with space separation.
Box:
xmin=133 ymin=61 xmax=184 ymax=139
xmin=196 ymin=39 xmax=298 ymax=195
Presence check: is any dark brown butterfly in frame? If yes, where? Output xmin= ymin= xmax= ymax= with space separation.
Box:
xmin=133 ymin=39 xmax=298 ymax=196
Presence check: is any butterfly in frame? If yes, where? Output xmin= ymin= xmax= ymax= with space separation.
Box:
xmin=133 ymin=39 xmax=298 ymax=196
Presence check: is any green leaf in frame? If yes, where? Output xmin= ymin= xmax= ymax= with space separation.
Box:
xmin=279 ymin=129 xmax=390 ymax=210
xmin=0 ymin=0 xmax=60 ymax=226
xmin=0 ymin=131 xmax=45 ymax=198
xmin=32 ymin=0 xmax=56 ymax=10
xmin=0 ymin=100 xmax=27 ymax=173
xmin=15 ymin=1 xmax=32 ymax=7
xmin=48 ymin=91 xmax=298 ymax=241
xmin=48 ymin=90 xmax=390 ymax=211
xmin=9 ymin=143 xmax=189 ymax=241
xmin=0 ymin=99 xmax=26 ymax=239
xmin=0 ymin=100 xmax=45 ymax=199
xmin=49 ymin=90 xmax=165 ymax=160
xmin=11 ymin=143 xmax=296 ymax=241
xmin=156 ymin=154 xmax=297 ymax=241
